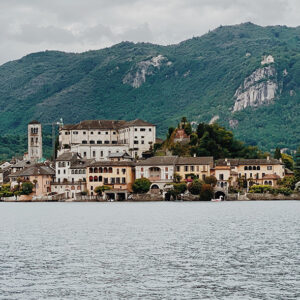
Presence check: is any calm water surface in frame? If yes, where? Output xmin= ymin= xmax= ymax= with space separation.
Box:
xmin=0 ymin=202 xmax=299 ymax=299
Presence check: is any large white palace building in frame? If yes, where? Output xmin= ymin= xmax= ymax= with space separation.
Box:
xmin=58 ymin=119 xmax=156 ymax=160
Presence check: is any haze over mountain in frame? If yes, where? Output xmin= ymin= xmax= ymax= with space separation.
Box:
xmin=0 ymin=22 xmax=299 ymax=159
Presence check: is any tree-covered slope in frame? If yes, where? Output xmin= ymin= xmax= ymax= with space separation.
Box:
xmin=0 ymin=22 xmax=299 ymax=159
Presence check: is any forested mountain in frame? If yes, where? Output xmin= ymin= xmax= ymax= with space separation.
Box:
xmin=0 ymin=22 xmax=299 ymax=159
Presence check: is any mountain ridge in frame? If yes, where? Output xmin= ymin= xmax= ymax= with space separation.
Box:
xmin=0 ymin=22 xmax=299 ymax=158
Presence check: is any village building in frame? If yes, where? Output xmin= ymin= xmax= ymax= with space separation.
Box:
xmin=51 ymin=152 xmax=94 ymax=199
xmin=215 ymin=157 xmax=285 ymax=188
xmin=9 ymin=164 xmax=55 ymax=196
xmin=86 ymin=160 xmax=135 ymax=200
xmin=135 ymin=156 xmax=214 ymax=193
xmin=58 ymin=119 xmax=156 ymax=160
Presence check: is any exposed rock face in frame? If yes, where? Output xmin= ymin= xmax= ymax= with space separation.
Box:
xmin=123 ymin=55 xmax=168 ymax=88
xmin=261 ymin=55 xmax=274 ymax=65
xmin=209 ymin=115 xmax=219 ymax=124
xmin=229 ymin=119 xmax=239 ymax=128
xmin=232 ymin=66 xmax=278 ymax=112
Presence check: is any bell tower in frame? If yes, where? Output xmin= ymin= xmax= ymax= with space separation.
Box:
xmin=28 ymin=120 xmax=43 ymax=161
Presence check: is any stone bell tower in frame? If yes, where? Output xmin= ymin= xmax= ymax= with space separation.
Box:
xmin=28 ymin=120 xmax=43 ymax=161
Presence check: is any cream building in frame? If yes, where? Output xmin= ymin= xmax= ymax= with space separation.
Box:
xmin=215 ymin=157 xmax=285 ymax=188
xmin=58 ymin=119 xmax=156 ymax=160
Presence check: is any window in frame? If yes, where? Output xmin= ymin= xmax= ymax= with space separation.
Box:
xmin=122 ymin=178 xmax=126 ymax=184
xmin=135 ymin=128 xmax=137 ymax=131
xmin=98 ymin=131 xmax=101 ymax=134
xmin=117 ymin=169 xmax=119 ymax=175
xmin=141 ymin=141 xmax=144 ymax=144
xmin=165 ymin=167 xmax=168 ymax=172
xmin=244 ymin=166 xmax=248 ymax=170
xmin=113 ymin=132 xmax=116 ymax=135
xmin=82 ymin=140 xmax=87 ymax=144
xmin=83 ymin=152 xmax=87 ymax=157
xmin=122 ymin=169 xmax=126 ymax=174
xmin=166 ymin=174 xmax=168 ymax=179
xmin=257 ymin=166 xmax=261 ymax=170
xmin=219 ymin=174 xmax=224 ymax=180
xmin=90 ymin=140 xmax=95 ymax=144
xmin=267 ymin=166 xmax=272 ymax=170
xmin=83 ymin=131 xmax=86 ymax=135
xmin=105 ymin=132 xmax=108 ymax=135
xmin=184 ymin=166 xmax=189 ymax=172
xmin=90 ymin=132 xmax=94 ymax=135
xmin=141 ymin=167 xmax=144 ymax=172
xmin=134 ymin=141 xmax=139 ymax=144
xmin=149 ymin=128 xmax=152 ymax=131
xmin=93 ymin=151 xmax=96 ymax=157
xmin=100 ymin=151 xmax=103 ymax=157
xmin=104 ymin=141 xmax=109 ymax=144
xmin=116 ymin=178 xmax=120 ymax=184
xmin=191 ymin=166 xmax=194 ymax=172
xmin=140 ymin=128 xmax=145 ymax=131
xmin=176 ymin=166 xmax=180 ymax=172
xmin=63 ymin=170 xmax=66 ymax=174
xmin=97 ymin=140 xmax=102 ymax=144
xmin=58 ymin=170 xmax=60 ymax=174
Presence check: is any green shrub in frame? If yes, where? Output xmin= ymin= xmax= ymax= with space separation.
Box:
xmin=200 ymin=184 xmax=214 ymax=201
xmin=188 ymin=180 xmax=203 ymax=195
xmin=132 ymin=178 xmax=151 ymax=194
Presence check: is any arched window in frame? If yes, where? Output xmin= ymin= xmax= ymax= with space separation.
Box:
xmin=89 ymin=176 xmax=94 ymax=182
xmin=249 ymin=166 xmax=252 ymax=170
xmin=244 ymin=166 xmax=248 ymax=170
xmin=99 ymin=167 xmax=103 ymax=173
xmin=89 ymin=168 xmax=93 ymax=173
xmin=257 ymin=166 xmax=260 ymax=170
xmin=94 ymin=167 xmax=98 ymax=173
xmin=109 ymin=167 xmax=113 ymax=173
xmin=269 ymin=181 xmax=272 ymax=185
xmin=104 ymin=167 xmax=108 ymax=173
xmin=94 ymin=176 xmax=98 ymax=182
xmin=82 ymin=140 xmax=87 ymax=144
xmin=99 ymin=176 xmax=102 ymax=182
xmin=253 ymin=166 xmax=257 ymax=170
xmin=97 ymin=140 xmax=102 ymax=144
xmin=90 ymin=140 xmax=95 ymax=144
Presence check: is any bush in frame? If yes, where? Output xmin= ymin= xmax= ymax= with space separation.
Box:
xmin=249 ymin=185 xmax=272 ymax=194
xmin=21 ymin=181 xmax=34 ymax=195
xmin=188 ymin=180 xmax=203 ymax=195
xmin=94 ymin=185 xmax=111 ymax=196
xmin=200 ymin=184 xmax=214 ymax=201
xmin=173 ymin=182 xmax=187 ymax=194
xmin=132 ymin=178 xmax=151 ymax=194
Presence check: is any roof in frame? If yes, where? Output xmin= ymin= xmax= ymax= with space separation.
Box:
xmin=28 ymin=120 xmax=40 ymax=125
xmin=70 ymin=159 xmax=95 ymax=169
xmin=176 ymin=157 xmax=214 ymax=165
xmin=61 ymin=119 xmax=155 ymax=130
xmin=108 ymin=152 xmax=133 ymax=159
xmin=262 ymin=174 xmax=281 ymax=180
xmin=285 ymin=168 xmax=294 ymax=175
xmin=216 ymin=158 xmax=283 ymax=166
xmin=10 ymin=164 xmax=55 ymax=177
xmin=136 ymin=156 xmax=178 ymax=166
xmin=56 ymin=152 xmax=81 ymax=162
xmin=11 ymin=160 xmax=34 ymax=168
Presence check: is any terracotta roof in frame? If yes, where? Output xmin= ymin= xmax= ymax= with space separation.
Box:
xmin=61 ymin=119 xmax=155 ymax=130
xmin=262 ymin=174 xmax=281 ymax=179
xmin=10 ymin=164 xmax=55 ymax=177
xmin=216 ymin=158 xmax=283 ymax=166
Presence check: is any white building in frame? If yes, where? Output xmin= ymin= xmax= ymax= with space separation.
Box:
xmin=58 ymin=119 xmax=156 ymax=160
xmin=51 ymin=152 xmax=94 ymax=198
xmin=28 ymin=120 xmax=43 ymax=161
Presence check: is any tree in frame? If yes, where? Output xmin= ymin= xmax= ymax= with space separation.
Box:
xmin=184 ymin=123 xmax=192 ymax=136
xmin=204 ymin=175 xmax=217 ymax=186
xmin=167 ymin=127 xmax=175 ymax=139
xmin=281 ymin=153 xmax=294 ymax=170
xmin=200 ymin=184 xmax=214 ymax=201
xmin=274 ymin=147 xmax=281 ymax=159
xmin=173 ymin=182 xmax=187 ymax=194
xmin=132 ymin=178 xmax=151 ymax=194
xmin=188 ymin=180 xmax=203 ymax=195
xmin=94 ymin=185 xmax=111 ymax=196
xmin=21 ymin=182 xmax=34 ymax=195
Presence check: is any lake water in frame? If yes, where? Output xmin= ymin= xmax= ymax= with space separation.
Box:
xmin=0 ymin=201 xmax=299 ymax=299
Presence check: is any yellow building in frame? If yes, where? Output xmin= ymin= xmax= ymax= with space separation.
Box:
xmin=175 ymin=157 xmax=214 ymax=182
xmin=86 ymin=161 xmax=135 ymax=200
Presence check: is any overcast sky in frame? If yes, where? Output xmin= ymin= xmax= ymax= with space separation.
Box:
xmin=0 ymin=0 xmax=299 ymax=65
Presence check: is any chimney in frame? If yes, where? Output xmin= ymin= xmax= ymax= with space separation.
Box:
xmin=267 ymin=155 xmax=270 ymax=161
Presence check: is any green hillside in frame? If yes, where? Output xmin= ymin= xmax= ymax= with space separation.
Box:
xmin=0 ymin=22 xmax=299 ymax=159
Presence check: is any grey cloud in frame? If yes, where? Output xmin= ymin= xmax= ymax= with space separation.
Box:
xmin=0 ymin=0 xmax=299 ymax=64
